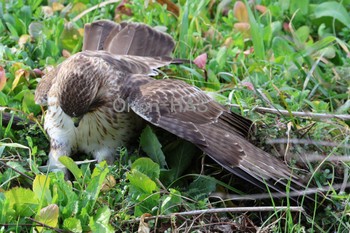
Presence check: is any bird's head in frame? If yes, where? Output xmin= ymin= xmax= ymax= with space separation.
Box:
xmin=58 ymin=54 xmax=105 ymax=127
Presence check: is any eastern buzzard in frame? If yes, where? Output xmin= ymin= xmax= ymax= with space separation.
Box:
xmin=35 ymin=20 xmax=302 ymax=192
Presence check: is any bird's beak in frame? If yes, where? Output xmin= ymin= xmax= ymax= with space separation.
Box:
xmin=72 ymin=116 xmax=83 ymax=127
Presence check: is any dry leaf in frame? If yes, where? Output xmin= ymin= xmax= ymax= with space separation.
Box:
xmin=234 ymin=22 xmax=250 ymax=33
xmin=255 ymin=5 xmax=267 ymax=14
xmin=223 ymin=37 xmax=233 ymax=48
xmin=156 ymin=0 xmax=179 ymax=16
xmin=194 ymin=53 xmax=207 ymax=69
xmin=35 ymin=204 xmax=59 ymax=232
xmin=42 ymin=6 xmax=53 ymax=17
xmin=101 ymin=175 xmax=116 ymax=192
xmin=52 ymin=2 xmax=64 ymax=12
xmin=138 ymin=213 xmax=152 ymax=233
xmin=0 ymin=66 xmax=7 ymax=91
xmin=62 ymin=49 xmax=71 ymax=58
xmin=18 ymin=35 xmax=31 ymax=49
xmin=31 ymin=68 xmax=44 ymax=77
xmin=115 ymin=0 xmax=133 ymax=21
xmin=234 ymin=1 xmax=248 ymax=23
xmin=12 ymin=69 xmax=25 ymax=91
xmin=240 ymin=81 xmax=254 ymax=90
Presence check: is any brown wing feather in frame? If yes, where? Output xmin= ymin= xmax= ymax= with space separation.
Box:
xmin=123 ymin=76 xmax=303 ymax=193
xmin=83 ymin=20 xmax=175 ymax=57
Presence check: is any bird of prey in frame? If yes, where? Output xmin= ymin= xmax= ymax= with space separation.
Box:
xmin=35 ymin=20 xmax=302 ymax=192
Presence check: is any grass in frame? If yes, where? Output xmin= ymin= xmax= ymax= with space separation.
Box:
xmin=0 ymin=0 xmax=350 ymax=232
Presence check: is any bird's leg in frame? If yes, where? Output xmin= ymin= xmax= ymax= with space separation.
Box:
xmin=47 ymin=139 xmax=72 ymax=173
xmin=93 ymin=148 xmax=115 ymax=165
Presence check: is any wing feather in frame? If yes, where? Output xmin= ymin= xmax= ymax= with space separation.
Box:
xmin=123 ymin=75 xmax=303 ymax=194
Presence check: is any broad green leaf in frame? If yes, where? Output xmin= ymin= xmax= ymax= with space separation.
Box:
xmin=299 ymin=36 xmax=336 ymax=57
xmin=140 ymin=126 xmax=167 ymax=168
xmin=295 ymin=26 xmax=310 ymax=44
xmin=22 ymin=91 xmax=41 ymax=114
xmin=60 ymin=24 xmax=81 ymax=52
xmin=4 ymin=187 xmax=39 ymax=216
xmin=279 ymin=0 xmax=290 ymax=11
xmin=161 ymin=189 xmax=182 ymax=214
xmin=28 ymin=22 xmax=43 ymax=39
xmin=289 ymin=0 xmax=309 ymax=16
xmin=131 ymin=157 xmax=160 ymax=181
xmin=314 ymin=1 xmax=350 ymax=27
xmin=89 ymin=206 xmax=114 ymax=233
xmin=127 ymin=161 xmax=161 ymax=216
xmin=81 ymin=162 xmax=109 ymax=215
xmin=272 ymin=37 xmax=294 ymax=61
xmin=59 ymin=156 xmax=83 ymax=179
xmin=33 ymin=175 xmax=52 ymax=205
xmin=63 ymin=218 xmax=83 ymax=233
xmin=20 ymin=5 xmax=32 ymax=29
xmin=162 ymin=140 xmax=199 ymax=183
xmin=187 ymin=176 xmax=217 ymax=200
xmin=0 ymin=193 xmax=14 ymax=223
xmin=127 ymin=169 xmax=158 ymax=194
xmin=35 ymin=204 xmax=59 ymax=232
xmin=216 ymin=47 xmax=228 ymax=70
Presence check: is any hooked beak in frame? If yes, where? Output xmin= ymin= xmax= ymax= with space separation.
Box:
xmin=72 ymin=116 xmax=83 ymax=127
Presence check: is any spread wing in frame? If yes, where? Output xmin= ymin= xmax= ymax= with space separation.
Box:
xmin=122 ymin=76 xmax=303 ymax=192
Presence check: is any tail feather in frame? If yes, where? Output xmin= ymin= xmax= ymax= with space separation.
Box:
xmin=83 ymin=20 xmax=120 ymax=51
xmin=83 ymin=20 xmax=175 ymax=57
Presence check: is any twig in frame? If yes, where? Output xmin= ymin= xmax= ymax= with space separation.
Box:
xmin=210 ymin=182 xmax=350 ymax=201
xmin=297 ymin=154 xmax=350 ymax=162
xmin=227 ymin=103 xmax=350 ymax=121
xmin=38 ymin=159 xmax=97 ymax=172
xmin=70 ymin=0 xmax=120 ymax=23
xmin=267 ymin=138 xmax=350 ymax=149
xmin=122 ymin=206 xmax=304 ymax=224
xmin=341 ymin=166 xmax=349 ymax=194
xmin=1 ymin=109 xmax=35 ymax=130
xmin=0 ymin=160 xmax=34 ymax=181
xmin=26 ymin=217 xmax=68 ymax=233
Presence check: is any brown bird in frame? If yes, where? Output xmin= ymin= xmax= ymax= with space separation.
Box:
xmin=35 ymin=20 xmax=303 ymax=192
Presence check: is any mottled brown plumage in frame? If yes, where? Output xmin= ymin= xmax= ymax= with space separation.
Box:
xmin=35 ymin=20 xmax=303 ymax=193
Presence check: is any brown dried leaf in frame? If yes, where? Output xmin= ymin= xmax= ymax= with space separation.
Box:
xmin=62 ymin=49 xmax=71 ymax=58
xmin=234 ymin=22 xmax=250 ymax=33
xmin=101 ymin=175 xmax=116 ymax=192
xmin=12 ymin=69 xmax=25 ymax=91
xmin=115 ymin=0 xmax=133 ymax=21
xmin=18 ymin=34 xmax=31 ymax=49
xmin=223 ymin=37 xmax=233 ymax=48
xmin=194 ymin=53 xmax=207 ymax=69
xmin=0 ymin=66 xmax=7 ymax=91
xmin=52 ymin=2 xmax=64 ymax=12
xmin=255 ymin=5 xmax=267 ymax=14
xmin=138 ymin=213 xmax=152 ymax=233
xmin=35 ymin=204 xmax=59 ymax=232
xmin=240 ymin=81 xmax=254 ymax=90
xmin=42 ymin=6 xmax=53 ymax=17
xmin=234 ymin=1 xmax=248 ymax=23
xmin=157 ymin=0 xmax=179 ymax=16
